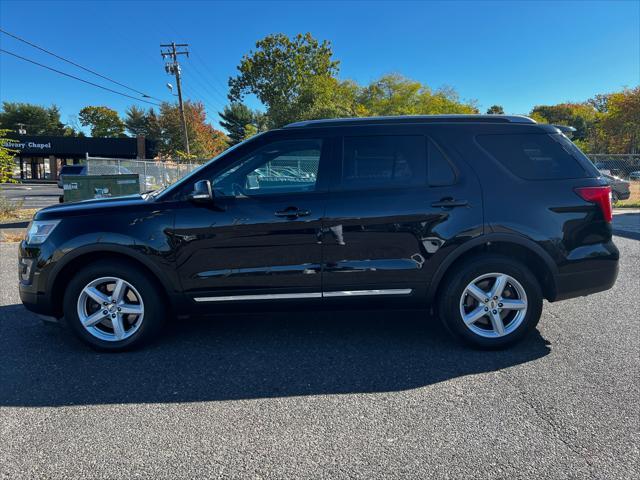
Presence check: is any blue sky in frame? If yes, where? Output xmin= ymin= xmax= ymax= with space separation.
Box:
xmin=0 ymin=0 xmax=638 ymax=133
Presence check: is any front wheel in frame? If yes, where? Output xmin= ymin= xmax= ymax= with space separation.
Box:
xmin=63 ymin=260 xmax=166 ymax=351
xmin=438 ymin=255 xmax=543 ymax=348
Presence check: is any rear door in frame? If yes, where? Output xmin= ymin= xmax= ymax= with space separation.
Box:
xmin=321 ymin=124 xmax=483 ymax=301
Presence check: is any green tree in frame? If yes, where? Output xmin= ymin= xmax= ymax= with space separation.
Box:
xmin=219 ymin=103 xmax=256 ymax=145
xmin=486 ymin=105 xmax=505 ymax=114
xmin=0 ymin=102 xmax=73 ymax=135
xmin=229 ymin=33 xmax=340 ymax=128
xmin=79 ymin=106 xmax=126 ymax=137
xmin=530 ymin=103 xmax=598 ymax=150
xmin=356 ymin=74 xmax=478 ymax=116
xmin=124 ymin=106 xmax=162 ymax=142
xmin=0 ymin=129 xmax=18 ymax=183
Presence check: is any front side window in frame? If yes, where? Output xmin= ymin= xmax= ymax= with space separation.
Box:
xmin=211 ymin=139 xmax=322 ymax=197
xmin=340 ymin=135 xmax=426 ymax=189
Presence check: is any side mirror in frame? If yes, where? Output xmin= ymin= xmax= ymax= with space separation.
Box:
xmin=189 ymin=180 xmax=213 ymax=202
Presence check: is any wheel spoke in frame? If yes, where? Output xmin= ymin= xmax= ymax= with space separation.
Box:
xmin=466 ymin=284 xmax=488 ymax=303
xmin=111 ymin=279 xmax=126 ymax=303
xmin=112 ymin=314 xmax=126 ymax=339
xmin=463 ymin=306 xmax=487 ymax=325
xmin=489 ymin=310 xmax=505 ymax=336
xmin=500 ymin=299 xmax=527 ymax=311
xmin=84 ymin=287 xmax=109 ymax=305
xmin=82 ymin=310 xmax=106 ymax=327
xmin=490 ymin=275 xmax=508 ymax=298
xmin=119 ymin=304 xmax=142 ymax=315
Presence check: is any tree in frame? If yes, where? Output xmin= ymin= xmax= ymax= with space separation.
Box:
xmin=158 ymin=101 xmax=228 ymax=159
xmin=79 ymin=106 xmax=126 ymax=137
xmin=124 ymin=106 xmax=162 ymax=142
xmin=0 ymin=129 xmax=18 ymax=183
xmin=356 ymin=74 xmax=478 ymax=116
xmin=0 ymin=102 xmax=72 ymax=135
xmin=229 ymin=33 xmax=340 ymax=128
xmin=486 ymin=105 xmax=505 ymax=115
xmin=596 ymin=87 xmax=640 ymax=154
xmin=530 ymin=103 xmax=598 ymax=150
xmin=219 ymin=103 xmax=256 ymax=145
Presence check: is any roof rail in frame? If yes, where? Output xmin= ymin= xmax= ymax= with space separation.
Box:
xmin=283 ymin=114 xmax=537 ymax=129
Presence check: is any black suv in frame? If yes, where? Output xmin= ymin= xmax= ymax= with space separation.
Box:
xmin=19 ymin=115 xmax=619 ymax=351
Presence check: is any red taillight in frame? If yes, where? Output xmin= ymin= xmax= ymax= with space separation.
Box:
xmin=574 ymin=186 xmax=612 ymax=222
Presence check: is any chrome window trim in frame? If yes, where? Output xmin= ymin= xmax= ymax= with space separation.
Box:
xmin=193 ymin=289 xmax=412 ymax=302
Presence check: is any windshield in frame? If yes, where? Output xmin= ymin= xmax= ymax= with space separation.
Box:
xmin=149 ymin=132 xmax=268 ymax=199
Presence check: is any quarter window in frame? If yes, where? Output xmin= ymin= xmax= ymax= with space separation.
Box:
xmin=428 ymin=138 xmax=456 ymax=186
xmin=340 ymin=135 xmax=426 ymax=189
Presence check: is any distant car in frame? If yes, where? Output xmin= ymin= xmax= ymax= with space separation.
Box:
xmin=57 ymin=165 xmax=87 ymax=188
xmin=57 ymin=164 xmax=150 ymax=188
xmin=603 ymin=174 xmax=630 ymax=202
xmin=629 ymin=171 xmax=640 ymax=181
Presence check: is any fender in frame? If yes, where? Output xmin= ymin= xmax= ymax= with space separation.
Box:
xmin=426 ymin=232 xmax=559 ymax=303
xmin=46 ymin=241 xmax=181 ymax=301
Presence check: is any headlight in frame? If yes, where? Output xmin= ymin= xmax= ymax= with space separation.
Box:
xmin=25 ymin=220 xmax=60 ymax=245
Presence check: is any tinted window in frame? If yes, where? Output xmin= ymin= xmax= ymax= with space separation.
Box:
xmin=428 ymin=138 xmax=456 ymax=185
xmin=476 ymin=133 xmax=593 ymax=180
xmin=341 ymin=135 xmax=426 ymax=189
xmin=212 ymin=139 xmax=321 ymax=197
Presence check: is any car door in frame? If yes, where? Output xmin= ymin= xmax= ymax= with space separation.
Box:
xmin=321 ymin=124 xmax=483 ymax=301
xmin=172 ymin=133 xmax=332 ymax=304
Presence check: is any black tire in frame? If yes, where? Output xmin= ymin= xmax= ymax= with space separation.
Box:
xmin=611 ymin=191 xmax=619 ymax=203
xmin=63 ymin=259 xmax=166 ymax=351
xmin=438 ymin=255 xmax=543 ymax=349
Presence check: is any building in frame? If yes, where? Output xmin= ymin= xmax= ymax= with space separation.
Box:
xmin=2 ymin=134 xmax=154 ymax=181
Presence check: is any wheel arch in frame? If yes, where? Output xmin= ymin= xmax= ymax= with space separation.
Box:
xmin=47 ymin=245 xmax=179 ymax=317
xmin=427 ymin=233 xmax=559 ymax=304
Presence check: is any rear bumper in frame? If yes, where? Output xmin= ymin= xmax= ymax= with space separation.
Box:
xmin=553 ymin=262 xmax=619 ymax=301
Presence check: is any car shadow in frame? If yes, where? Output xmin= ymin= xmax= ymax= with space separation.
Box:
xmin=0 ymin=303 xmax=550 ymax=407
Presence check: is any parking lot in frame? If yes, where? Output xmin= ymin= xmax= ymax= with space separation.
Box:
xmin=0 ymin=226 xmax=638 ymax=478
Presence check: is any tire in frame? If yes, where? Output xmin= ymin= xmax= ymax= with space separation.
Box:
xmin=438 ymin=255 xmax=543 ymax=349
xmin=63 ymin=259 xmax=166 ymax=351
xmin=611 ymin=191 xmax=619 ymax=203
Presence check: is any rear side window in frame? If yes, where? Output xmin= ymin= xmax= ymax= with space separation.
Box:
xmin=476 ymin=133 xmax=595 ymax=180
xmin=341 ymin=135 xmax=426 ymax=189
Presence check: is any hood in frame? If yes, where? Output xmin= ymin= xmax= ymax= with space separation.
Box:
xmin=35 ymin=194 xmax=150 ymax=220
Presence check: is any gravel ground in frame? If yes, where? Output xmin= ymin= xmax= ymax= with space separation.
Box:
xmin=0 ymin=236 xmax=638 ymax=479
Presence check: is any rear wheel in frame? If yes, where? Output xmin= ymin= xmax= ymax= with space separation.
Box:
xmin=438 ymin=255 xmax=543 ymax=348
xmin=611 ymin=190 xmax=619 ymax=203
xmin=63 ymin=260 xmax=166 ymax=351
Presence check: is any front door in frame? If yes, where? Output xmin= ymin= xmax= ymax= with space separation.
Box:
xmin=173 ymin=136 xmax=330 ymax=303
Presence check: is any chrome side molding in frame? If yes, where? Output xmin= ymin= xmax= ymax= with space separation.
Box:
xmin=193 ymin=289 xmax=412 ymax=302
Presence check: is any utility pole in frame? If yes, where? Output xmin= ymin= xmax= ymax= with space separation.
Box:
xmin=160 ymin=42 xmax=190 ymax=156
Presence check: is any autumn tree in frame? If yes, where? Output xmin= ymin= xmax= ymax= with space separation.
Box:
xmin=158 ymin=101 xmax=228 ymax=159
xmin=596 ymin=87 xmax=640 ymax=154
xmin=0 ymin=129 xmax=18 ymax=183
xmin=79 ymin=106 xmax=126 ymax=137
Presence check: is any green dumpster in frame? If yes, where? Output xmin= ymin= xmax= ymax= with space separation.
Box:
xmin=62 ymin=174 xmax=140 ymax=202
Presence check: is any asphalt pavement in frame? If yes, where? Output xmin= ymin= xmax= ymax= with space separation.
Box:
xmin=0 ymin=182 xmax=61 ymax=209
xmin=0 ymin=233 xmax=638 ymax=478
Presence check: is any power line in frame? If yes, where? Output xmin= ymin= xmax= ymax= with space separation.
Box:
xmin=0 ymin=28 xmax=164 ymax=102
xmin=0 ymin=48 xmax=161 ymax=106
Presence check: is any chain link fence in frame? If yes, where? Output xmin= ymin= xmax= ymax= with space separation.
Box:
xmin=86 ymin=157 xmax=206 ymax=191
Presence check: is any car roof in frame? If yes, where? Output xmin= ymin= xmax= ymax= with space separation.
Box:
xmin=283 ymin=114 xmax=537 ymax=129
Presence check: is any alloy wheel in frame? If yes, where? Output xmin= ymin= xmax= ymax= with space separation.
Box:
xmin=76 ymin=276 xmax=144 ymax=342
xmin=459 ymin=272 xmax=528 ymax=338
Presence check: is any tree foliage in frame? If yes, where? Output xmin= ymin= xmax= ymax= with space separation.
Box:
xmin=0 ymin=129 xmax=18 ymax=183
xmin=595 ymin=87 xmax=640 ymax=154
xmin=79 ymin=106 xmax=126 ymax=138
xmin=219 ymin=103 xmax=258 ymax=145
xmin=0 ymin=102 xmax=76 ymax=136
xmin=486 ymin=105 xmax=505 ymax=115
xmin=158 ymin=101 xmax=228 ymax=159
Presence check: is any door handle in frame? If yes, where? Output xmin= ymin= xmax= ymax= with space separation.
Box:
xmin=275 ymin=208 xmax=310 ymax=218
xmin=431 ymin=198 xmax=468 ymax=208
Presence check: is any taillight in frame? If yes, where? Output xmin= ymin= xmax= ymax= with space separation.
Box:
xmin=574 ymin=186 xmax=612 ymax=222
